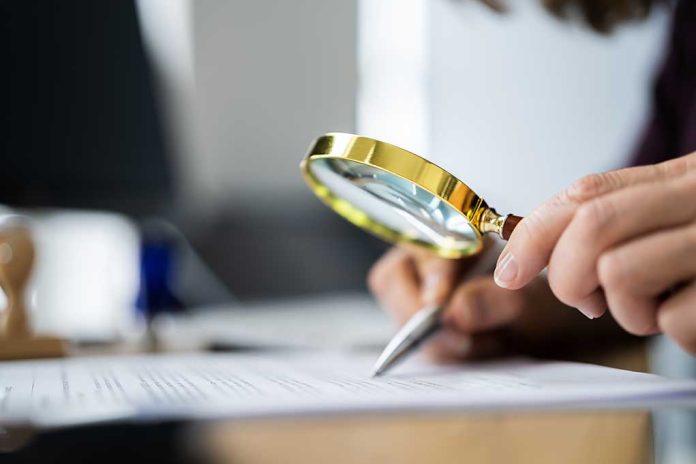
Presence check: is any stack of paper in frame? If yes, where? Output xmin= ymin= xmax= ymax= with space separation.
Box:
xmin=153 ymin=293 xmax=393 ymax=350
xmin=1 ymin=351 xmax=695 ymax=428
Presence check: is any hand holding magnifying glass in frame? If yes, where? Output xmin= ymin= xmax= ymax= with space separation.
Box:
xmin=300 ymin=133 xmax=523 ymax=375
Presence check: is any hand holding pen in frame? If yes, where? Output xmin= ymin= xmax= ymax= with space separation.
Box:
xmin=369 ymin=246 xmax=534 ymax=374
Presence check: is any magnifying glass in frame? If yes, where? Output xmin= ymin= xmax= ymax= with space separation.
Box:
xmin=300 ymin=133 xmax=525 ymax=375
xmin=300 ymin=132 xmax=522 ymax=259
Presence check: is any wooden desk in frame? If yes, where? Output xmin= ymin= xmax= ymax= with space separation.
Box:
xmin=193 ymin=345 xmax=652 ymax=464
xmin=2 ymin=344 xmax=651 ymax=463
xmin=199 ymin=411 xmax=650 ymax=464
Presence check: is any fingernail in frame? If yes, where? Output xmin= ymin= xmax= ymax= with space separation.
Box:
xmin=576 ymin=304 xmax=602 ymax=320
xmin=576 ymin=305 xmax=595 ymax=319
xmin=422 ymin=272 xmax=444 ymax=305
xmin=494 ymin=251 xmax=517 ymax=288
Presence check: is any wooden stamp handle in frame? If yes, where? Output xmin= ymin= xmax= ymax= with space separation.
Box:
xmin=0 ymin=223 xmax=34 ymax=337
xmin=502 ymin=215 xmax=523 ymax=241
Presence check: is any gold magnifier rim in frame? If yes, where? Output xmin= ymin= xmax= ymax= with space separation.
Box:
xmin=300 ymin=132 xmax=502 ymax=259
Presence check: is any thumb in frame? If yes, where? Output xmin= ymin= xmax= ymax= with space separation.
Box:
xmin=494 ymin=162 xmax=678 ymax=290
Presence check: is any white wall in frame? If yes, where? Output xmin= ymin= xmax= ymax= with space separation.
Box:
xmin=142 ymin=0 xmax=671 ymax=222
xmin=190 ymin=0 xmax=357 ymax=214
xmin=427 ymin=1 xmax=670 ymax=215
xmin=358 ymin=0 xmax=429 ymax=155
xmin=139 ymin=0 xmax=358 ymax=215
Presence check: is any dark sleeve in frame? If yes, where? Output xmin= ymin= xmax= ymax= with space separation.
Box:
xmin=630 ymin=0 xmax=696 ymax=167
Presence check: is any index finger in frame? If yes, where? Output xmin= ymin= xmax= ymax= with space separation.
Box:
xmin=494 ymin=155 xmax=695 ymax=290
xmin=410 ymin=247 xmax=465 ymax=306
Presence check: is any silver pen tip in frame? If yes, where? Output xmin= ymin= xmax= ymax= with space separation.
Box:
xmin=371 ymin=306 xmax=444 ymax=378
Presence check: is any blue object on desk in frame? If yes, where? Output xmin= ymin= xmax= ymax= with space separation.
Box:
xmin=135 ymin=234 xmax=183 ymax=319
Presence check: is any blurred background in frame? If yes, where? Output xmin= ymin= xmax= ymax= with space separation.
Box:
xmin=7 ymin=3 xmax=696 ymax=462
xmin=0 ymin=0 xmax=670 ymax=340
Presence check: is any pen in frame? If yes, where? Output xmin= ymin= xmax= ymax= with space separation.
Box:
xmin=371 ymin=218 xmax=523 ymax=377
xmin=371 ymin=238 xmax=520 ymax=376
xmin=372 ymin=305 xmax=443 ymax=376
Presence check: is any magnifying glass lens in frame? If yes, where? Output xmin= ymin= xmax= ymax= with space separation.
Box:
xmin=309 ymin=158 xmax=480 ymax=254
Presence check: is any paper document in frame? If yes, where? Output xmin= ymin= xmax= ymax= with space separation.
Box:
xmin=1 ymin=351 xmax=695 ymax=428
xmin=154 ymin=293 xmax=393 ymax=350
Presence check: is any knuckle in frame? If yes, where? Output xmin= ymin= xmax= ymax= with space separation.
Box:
xmin=464 ymin=296 xmax=488 ymax=329
xmin=546 ymin=268 xmax=580 ymax=307
xmin=609 ymin=299 xmax=658 ymax=336
xmin=366 ymin=264 xmax=384 ymax=294
xmin=566 ymin=170 xmax=630 ymax=203
xmin=657 ymin=308 xmax=676 ymax=337
xmin=657 ymin=282 xmax=696 ymax=354
xmin=522 ymin=208 xmax=545 ymax=232
xmin=673 ymin=335 xmax=696 ymax=356
xmin=623 ymin=322 xmax=657 ymax=337
xmin=691 ymin=225 xmax=696 ymax=246
xmin=670 ymin=225 xmax=696 ymax=262
xmin=549 ymin=189 xmax=573 ymax=207
xmin=575 ymin=198 xmax=616 ymax=234
xmin=660 ymin=154 xmax=693 ymax=179
xmin=597 ymin=251 xmax=627 ymax=291
xmin=507 ymin=290 xmax=526 ymax=316
xmin=367 ymin=264 xmax=392 ymax=295
xmin=658 ymin=309 xmax=696 ymax=354
xmin=567 ymin=173 xmax=610 ymax=202
xmin=682 ymin=170 xmax=696 ymax=190
xmin=447 ymin=290 xmax=476 ymax=331
xmin=670 ymin=170 xmax=696 ymax=203
xmin=575 ymin=198 xmax=610 ymax=228
xmin=367 ymin=253 xmax=401 ymax=294
xmin=426 ymin=256 xmax=458 ymax=277
xmin=686 ymin=225 xmax=696 ymax=250
xmin=568 ymin=174 xmax=604 ymax=202
xmin=618 ymin=312 xmax=659 ymax=336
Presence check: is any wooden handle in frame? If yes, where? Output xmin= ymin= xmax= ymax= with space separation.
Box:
xmin=501 ymin=215 xmax=523 ymax=241
xmin=0 ymin=222 xmax=34 ymax=337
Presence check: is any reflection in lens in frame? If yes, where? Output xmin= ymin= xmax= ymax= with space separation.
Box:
xmin=308 ymin=158 xmax=479 ymax=252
